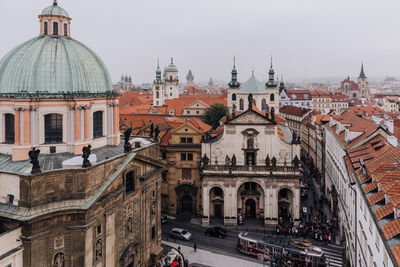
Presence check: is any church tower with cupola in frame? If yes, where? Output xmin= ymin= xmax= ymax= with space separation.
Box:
xmin=153 ymin=59 xmax=165 ymax=106
xmin=165 ymin=58 xmax=179 ymax=99
xmin=358 ymin=63 xmax=369 ymax=99
xmin=227 ymin=57 xmax=241 ymax=113
xmin=265 ymin=57 xmax=280 ymax=113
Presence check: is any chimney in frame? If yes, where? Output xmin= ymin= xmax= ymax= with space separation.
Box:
xmin=394 ymin=119 xmax=400 ymax=140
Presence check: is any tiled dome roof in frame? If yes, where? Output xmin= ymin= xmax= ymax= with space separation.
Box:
xmin=0 ymin=36 xmax=112 ymax=97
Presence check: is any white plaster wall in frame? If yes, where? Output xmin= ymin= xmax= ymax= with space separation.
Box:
xmin=203 ymin=122 xmax=295 ymax=166
xmin=0 ymin=227 xmax=23 ymax=267
xmin=0 ymin=173 xmax=20 ymax=205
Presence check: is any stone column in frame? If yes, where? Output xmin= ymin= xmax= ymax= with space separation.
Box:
xmin=75 ymin=107 xmax=81 ymax=141
xmin=84 ymin=107 xmax=90 ymax=141
xmin=14 ymin=109 xmax=20 ymax=145
xmin=202 ymin=185 xmax=210 ymax=226
xmin=23 ymin=109 xmax=30 ymax=145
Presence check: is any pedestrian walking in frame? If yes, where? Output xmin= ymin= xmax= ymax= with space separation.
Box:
xmin=194 ymin=243 xmax=197 ymax=252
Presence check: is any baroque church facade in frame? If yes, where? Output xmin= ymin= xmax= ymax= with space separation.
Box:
xmin=200 ymin=60 xmax=302 ymax=226
xmin=0 ymin=2 xmax=164 ymax=266
xmin=340 ymin=63 xmax=370 ymax=100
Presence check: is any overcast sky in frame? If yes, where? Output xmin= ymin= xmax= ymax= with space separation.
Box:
xmin=1 ymin=0 xmax=400 ymax=84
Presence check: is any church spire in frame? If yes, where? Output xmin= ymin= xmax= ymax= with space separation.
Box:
xmin=228 ymin=56 xmax=240 ymax=88
xmin=359 ymin=62 xmax=367 ymax=79
xmin=266 ymin=56 xmax=277 ymax=88
xmin=53 ymin=0 xmax=58 ymax=6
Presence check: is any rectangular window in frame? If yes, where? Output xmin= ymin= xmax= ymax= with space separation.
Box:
xmin=45 ymin=114 xmax=63 ymax=144
xmin=97 ymin=225 xmax=102 ymax=235
xmin=182 ymin=168 xmax=192 ymax=179
xmin=162 ymin=171 xmax=167 ymax=182
xmin=181 ymin=153 xmax=187 ymax=161
xmin=196 ymin=111 xmax=200 ymax=114
xmin=180 ymin=137 xmax=193 ymax=143
xmin=4 ymin=113 xmax=15 ymax=144
xmin=44 ymin=22 xmax=48 ymax=35
xmin=162 ymin=151 xmax=167 ymax=160
xmin=93 ymin=111 xmax=103 ymax=138
xmin=152 ymin=226 xmax=156 ymax=239
xmin=188 ymin=153 xmax=193 ymax=161
xmin=64 ymin=23 xmax=68 ymax=36
xmin=125 ymin=171 xmax=135 ymax=195
xmin=53 ymin=22 xmax=58 ymax=35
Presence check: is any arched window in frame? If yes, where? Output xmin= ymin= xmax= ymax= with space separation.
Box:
xmin=239 ymin=99 xmax=244 ymax=110
xmin=53 ymin=22 xmax=58 ymax=35
xmin=53 ymin=252 xmax=65 ymax=267
xmin=4 ymin=113 xmax=15 ymax=144
xmin=156 ymin=91 xmax=159 ymax=98
xmin=44 ymin=22 xmax=48 ymax=35
xmin=261 ymin=99 xmax=267 ymax=111
xmin=232 ymin=93 xmax=237 ymax=101
xmin=170 ymin=75 xmax=173 ymax=80
xmin=93 ymin=111 xmax=103 ymax=139
xmin=45 ymin=114 xmax=62 ymax=144
xmin=64 ymin=23 xmax=68 ymax=36
xmin=270 ymin=94 xmax=275 ymax=101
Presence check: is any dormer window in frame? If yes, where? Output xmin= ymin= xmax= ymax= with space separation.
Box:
xmin=53 ymin=22 xmax=58 ymax=35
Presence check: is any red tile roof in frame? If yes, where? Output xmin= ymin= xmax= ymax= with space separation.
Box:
xmin=279 ymin=106 xmax=311 ymax=117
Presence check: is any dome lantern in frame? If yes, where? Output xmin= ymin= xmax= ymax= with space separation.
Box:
xmin=38 ymin=1 xmax=71 ymax=37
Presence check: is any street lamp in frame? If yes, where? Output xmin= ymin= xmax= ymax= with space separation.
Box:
xmin=349 ymin=182 xmax=357 ymax=267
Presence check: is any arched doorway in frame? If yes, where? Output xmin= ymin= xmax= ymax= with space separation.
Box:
xmin=175 ymin=183 xmax=198 ymax=215
xmin=237 ymin=182 xmax=265 ymax=220
xmin=245 ymin=199 xmax=256 ymax=218
xmin=182 ymin=195 xmax=193 ymax=213
xmin=209 ymin=187 xmax=224 ymax=218
xmin=278 ymin=188 xmax=294 ymax=224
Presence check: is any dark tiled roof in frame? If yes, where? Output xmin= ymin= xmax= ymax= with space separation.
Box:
xmin=0 ymin=143 xmax=125 ymax=175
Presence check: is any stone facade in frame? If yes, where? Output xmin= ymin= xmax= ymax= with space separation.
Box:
xmin=0 ymin=143 xmax=164 ymax=267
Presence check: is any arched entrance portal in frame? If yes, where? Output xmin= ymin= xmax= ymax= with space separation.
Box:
xmin=209 ymin=187 xmax=224 ymax=218
xmin=278 ymin=188 xmax=294 ymax=224
xmin=237 ymin=182 xmax=265 ymax=219
xmin=245 ymin=198 xmax=256 ymax=218
xmin=175 ymin=183 xmax=198 ymax=215
xmin=181 ymin=195 xmax=193 ymax=213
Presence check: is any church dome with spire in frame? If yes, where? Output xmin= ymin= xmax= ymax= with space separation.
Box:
xmin=166 ymin=58 xmax=178 ymax=72
xmin=0 ymin=1 xmax=112 ymax=98
xmin=0 ymin=1 xmax=120 ymax=161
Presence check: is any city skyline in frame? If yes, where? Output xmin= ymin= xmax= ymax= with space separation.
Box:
xmin=1 ymin=0 xmax=400 ymax=84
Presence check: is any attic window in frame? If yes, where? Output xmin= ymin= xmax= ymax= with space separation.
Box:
xmin=374 ymin=144 xmax=385 ymax=151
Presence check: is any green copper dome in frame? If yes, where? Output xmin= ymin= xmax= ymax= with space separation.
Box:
xmin=166 ymin=58 xmax=178 ymax=72
xmin=238 ymin=72 xmax=266 ymax=94
xmin=41 ymin=3 xmax=69 ymax=18
xmin=0 ymin=36 xmax=113 ymax=97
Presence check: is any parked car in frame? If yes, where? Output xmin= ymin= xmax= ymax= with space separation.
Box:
xmin=205 ymin=226 xmax=226 ymax=238
xmin=161 ymin=215 xmax=168 ymax=224
xmin=169 ymin=228 xmax=192 ymax=240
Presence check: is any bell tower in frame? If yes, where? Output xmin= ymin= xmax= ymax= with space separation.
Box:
xmin=358 ymin=63 xmax=369 ymax=98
